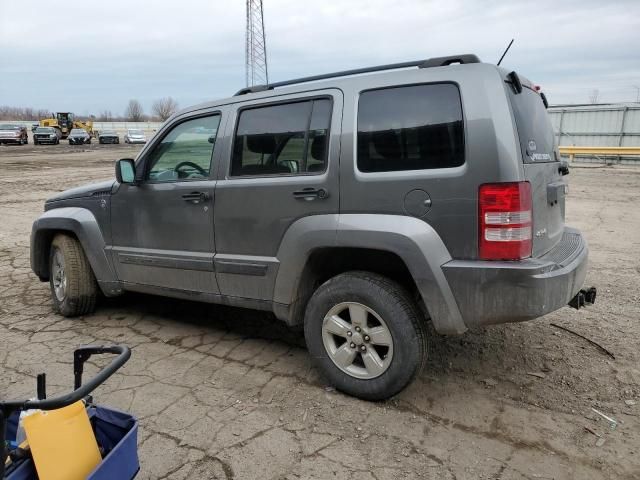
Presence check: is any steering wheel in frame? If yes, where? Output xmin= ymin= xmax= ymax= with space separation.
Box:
xmin=174 ymin=161 xmax=207 ymax=177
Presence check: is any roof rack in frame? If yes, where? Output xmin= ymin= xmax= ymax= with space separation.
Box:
xmin=234 ymin=54 xmax=481 ymax=96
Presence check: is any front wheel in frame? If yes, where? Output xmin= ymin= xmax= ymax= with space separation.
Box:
xmin=304 ymin=271 xmax=427 ymax=401
xmin=49 ymin=234 xmax=98 ymax=317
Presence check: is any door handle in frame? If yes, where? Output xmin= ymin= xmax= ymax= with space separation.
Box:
xmin=182 ymin=191 xmax=210 ymax=204
xmin=292 ymin=187 xmax=328 ymax=201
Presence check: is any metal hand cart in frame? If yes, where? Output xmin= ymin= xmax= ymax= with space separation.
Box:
xmin=1 ymin=345 xmax=139 ymax=479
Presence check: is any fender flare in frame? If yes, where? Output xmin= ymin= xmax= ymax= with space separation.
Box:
xmin=30 ymin=207 xmax=117 ymax=287
xmin=273 ymin=214 xmax=467 ymax=335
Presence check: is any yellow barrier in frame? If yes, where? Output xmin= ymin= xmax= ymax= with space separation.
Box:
xmin=559 ymin=146 xmax=640 ymax=162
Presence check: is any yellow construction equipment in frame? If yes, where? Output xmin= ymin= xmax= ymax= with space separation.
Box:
xmin=39 ymin=113 xmax=95 ymax=139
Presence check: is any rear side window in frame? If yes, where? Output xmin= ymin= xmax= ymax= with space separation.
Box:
xmin=357 ymin=83 xmax=464 ymax=172
xmin=231 ymin=99 xmax=331 ymax=176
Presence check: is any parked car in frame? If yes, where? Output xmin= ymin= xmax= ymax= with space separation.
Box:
xmin=123 ymin=129 xmax=146 ymax=144
xmin=0 ymin=124 xmax=28 ymax=145
xmin=33 ymin=127 xmax=60 ymax=145
xmin=98 ymin=130 xmax=120 ymax=144
xmin=30 ymin=54 xmax=595 ymax=400
xmin=68 ymin=128 xmax=92 ymax=145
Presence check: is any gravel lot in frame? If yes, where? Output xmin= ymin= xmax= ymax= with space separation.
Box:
xmin=0 ymin=143 xmax=638 ymax=479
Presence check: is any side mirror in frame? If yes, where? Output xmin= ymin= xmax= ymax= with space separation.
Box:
xmin=116 ymin=158 xmax=136 ymax=184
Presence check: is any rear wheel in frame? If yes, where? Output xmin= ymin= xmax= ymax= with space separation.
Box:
xmin=304 ymin=271 xmax=427 ymax=400
xmin=49 ymin=234 xmax=98 ymax=317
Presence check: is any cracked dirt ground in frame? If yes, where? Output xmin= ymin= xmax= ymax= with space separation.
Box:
xmin=0 ymin=144 xmax=639 ymax=479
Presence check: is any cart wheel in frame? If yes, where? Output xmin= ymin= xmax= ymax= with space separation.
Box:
xmin=49 ymin=234 xmax=98 ymax=317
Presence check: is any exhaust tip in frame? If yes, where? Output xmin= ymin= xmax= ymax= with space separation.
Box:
xmin=569 ymin=287 xmax=597 ymax=310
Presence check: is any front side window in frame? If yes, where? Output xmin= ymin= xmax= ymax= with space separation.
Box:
xmin=231 ymin=98 xmax=331 ymax=177
xmin=357 ymin=83 xmax=464 ymax=172
xmin=145 ymin=114 xmax=220 ymax=182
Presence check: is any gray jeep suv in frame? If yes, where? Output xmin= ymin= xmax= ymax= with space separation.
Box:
xmin=30 ymin=55 xmax=594 ymax=400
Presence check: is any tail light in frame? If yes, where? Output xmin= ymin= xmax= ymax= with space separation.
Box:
xmin=478 ymin=182 xmax=532 ymax=260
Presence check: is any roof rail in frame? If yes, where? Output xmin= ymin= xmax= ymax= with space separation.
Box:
xmin=234 ymin=54 xmax=481 ymax=96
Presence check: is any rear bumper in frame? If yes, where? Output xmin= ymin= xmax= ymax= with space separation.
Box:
xmin=443 ymin=227 xmax=588 ymax=328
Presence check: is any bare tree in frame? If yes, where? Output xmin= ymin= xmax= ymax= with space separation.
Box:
xmin=152 ymin=97 xmax=179 ymax=121
xmin=98 ymin=110 xmax=113 ymax=121
xmin=125 ymin=99 xmax=145 ymax=122
xmin=589 ymin=89 xmax=600 ymax=104
xmin=0 ymin=106 xmax=53 ymax=120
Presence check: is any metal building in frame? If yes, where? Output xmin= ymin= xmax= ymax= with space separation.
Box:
xmin=548 ymin=103 xmax=640 ymax=163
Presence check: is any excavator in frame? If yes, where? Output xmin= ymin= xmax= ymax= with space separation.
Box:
xmin=39 ymin=112 xmax=96 ymax=139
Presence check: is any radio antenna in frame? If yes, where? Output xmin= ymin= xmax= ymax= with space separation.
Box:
xmin=497 ymin=38 xmax=514 ymax=66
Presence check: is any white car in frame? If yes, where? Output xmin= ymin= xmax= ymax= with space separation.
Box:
xmin=123 ymin=129 xmax=147 ymax=144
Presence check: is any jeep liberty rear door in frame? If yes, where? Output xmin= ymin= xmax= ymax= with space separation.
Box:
xmin=213 ymin=90 xmax=342 ymax=301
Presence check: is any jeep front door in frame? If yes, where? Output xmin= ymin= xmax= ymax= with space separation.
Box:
xmin=110 ymin=112 xmax=222 ymax=294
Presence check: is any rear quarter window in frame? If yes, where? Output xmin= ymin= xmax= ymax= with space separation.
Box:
xmin=357 ymin=83 xmax=464 ymax=172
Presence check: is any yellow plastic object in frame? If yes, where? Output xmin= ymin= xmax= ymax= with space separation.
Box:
xmin=23 ymin=401 xmax=102 ymax=480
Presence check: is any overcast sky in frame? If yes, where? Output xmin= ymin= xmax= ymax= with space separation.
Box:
xmin=1 ymin=0 xmax=639 ymax=116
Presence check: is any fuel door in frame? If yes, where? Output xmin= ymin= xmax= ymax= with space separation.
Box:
xmin=403 ymin=189 xmax=432 ymax=218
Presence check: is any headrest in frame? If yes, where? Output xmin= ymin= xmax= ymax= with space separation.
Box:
xmin=372 ymin=131 xmax=400 ymax=159
xmin=246 ymin=134 xmax=276 ymax=154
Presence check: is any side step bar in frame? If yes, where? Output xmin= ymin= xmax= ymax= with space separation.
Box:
xmin=569 ymin=287 xmax=597 ymax=310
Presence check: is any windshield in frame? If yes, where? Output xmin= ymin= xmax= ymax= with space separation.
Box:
xmin=0 ymin=124 xmax=20 ymax=130
xmin=35 ymin=127 xmax=53 ymax=133
xmin=129 ymin=130 xmax=144 ymax=135
xmin=102 ymin=130 xmax=116 ymax=135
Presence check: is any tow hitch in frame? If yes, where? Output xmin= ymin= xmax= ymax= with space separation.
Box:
xmin=569 ymin=287 xmax=597 ymax=310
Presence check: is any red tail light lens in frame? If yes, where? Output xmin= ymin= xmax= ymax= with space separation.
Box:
xmin=479 ymin=182 xmax=532 ymax=260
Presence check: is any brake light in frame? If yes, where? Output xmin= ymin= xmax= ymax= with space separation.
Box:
xmin=478 ymin=182 xmax=532 ymax=260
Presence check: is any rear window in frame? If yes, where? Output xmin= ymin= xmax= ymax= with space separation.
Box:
xmin=357 ymin=83 xmax=464 ymax=172
xmin=509 ymin=87 xmax=556 ymax=163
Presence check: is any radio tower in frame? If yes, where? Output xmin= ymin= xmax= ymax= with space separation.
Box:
xmin=245 ymin=0 xmax=269 ymax=87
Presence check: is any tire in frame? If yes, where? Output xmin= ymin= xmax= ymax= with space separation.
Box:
xmin=49 ymin=234 xmax=98 ymax=317
xmin=33 ymin=140 xmax=38 ymax=145
xmin=304 ymin=271 xmax=427 ymax=401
